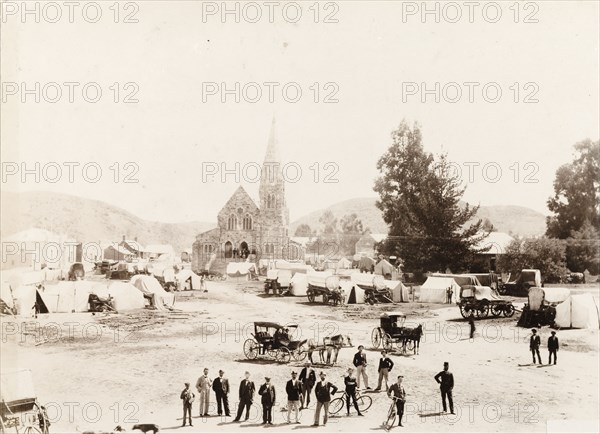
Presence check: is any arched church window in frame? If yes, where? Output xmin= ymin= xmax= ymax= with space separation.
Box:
xmin=243 ymin=215 xmax=253 ymax=230
xmin=228 ymin=214 xmax=237 ymax=230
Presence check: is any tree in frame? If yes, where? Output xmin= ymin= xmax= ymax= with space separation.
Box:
xmin=373 ymin=120 xmax=487 ymax=272
xmin=294 ymin=224 xmax=315 ymax=237
xmin=498 ymin=237 xmax=567 ymax=283
xmin=339 ymin=213 xmax=367 ymax=255
xmin=318 ymin=210 xmax=338 ymax=234
xmin=546 ymin=139 xmax=600 ymax=238
xmin=566 ymin=220 xmax=600 ymax=273
xmin=482 ymin=218 xmax=495 ymax=232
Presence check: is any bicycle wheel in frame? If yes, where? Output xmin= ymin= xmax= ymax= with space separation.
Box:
xmin=357 ymin=395 xmax=373 ymax=412
xmin=329 ymin=397 xmax=345 ymax=415
xmin=385 ymin=407 xmax=397 ymax=430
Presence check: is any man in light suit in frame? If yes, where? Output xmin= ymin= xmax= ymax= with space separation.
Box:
xmin=196 ymin=367 xmax=212 ymax=416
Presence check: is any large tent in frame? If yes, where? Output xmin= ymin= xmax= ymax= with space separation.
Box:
xmin=41 ymin=281 xmax=97 ymax=313
xmin=130 ymin=275 xmax=175 ymax=309
xmin=374 ymin=259 xmax=394 ymax=277
xmin=226 ymin=262 xmax=257 ymax=278
xmin=91 ymin=281 xmax=146 ymax=311
xmin=5 ymin=285 xmax=51 ymax=315
xmin=344 ymin=281 xmax=366 ymax=304
xmin=419 ymin=276 xmax=460 ymax=303
xmin=385 ymin=280 xmax=410 ymax=302
xmin=555 ymin=293 xmax=600 ymax=329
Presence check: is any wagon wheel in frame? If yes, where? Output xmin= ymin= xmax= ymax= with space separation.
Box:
xmin=503 ymin=304 xmax=516 ymax=317
xmin=475 ymin=302 xmax=489 ymax=318
xmin=292 ymin=343 xmax=307 ymax=362
xmin=371 ymin=327 xmax=383 ymax=349
xmin=267 ymin=348 xmax=278 ymax=358
xmin=243 ymin=339 xmax=259 ymax=359
xmin=383 ymin=333 xmax=394 ymax=351
xmin=491 ymin=305 xmax=503 ymax=318
xmin=323 ymin=293 xmax=329 ymax=304
xmin=307 ymin=288 xmax=316 ymax=303
xmin=276 ymin=347 xmax=292 ymax=364
xmin=459 ymin=303 xmax=474 ymax=318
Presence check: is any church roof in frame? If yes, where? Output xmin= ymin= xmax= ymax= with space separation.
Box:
xmin=219 ymin=186 xmax=260 ymax=214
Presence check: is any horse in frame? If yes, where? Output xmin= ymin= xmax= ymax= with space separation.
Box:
xmin=401 ymin=324 xmax=423 ymax=355
xmin=307 ymin=335 xmax=353 ymax=365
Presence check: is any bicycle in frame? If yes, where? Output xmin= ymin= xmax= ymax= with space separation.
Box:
xmin=383 ymin=396 xmax=407 ymax=431
xmin=328 ymin=391 xmax=373 ymax=415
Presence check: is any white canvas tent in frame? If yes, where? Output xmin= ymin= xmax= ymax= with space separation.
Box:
xmin=337 ymin=257 xmax=352 ymax=270
xmin=385 ymin=280 xmax=410 ymax=302
xmin=344 ymin=281 xmax=366 ymax=304
xmin=41 ymin=281 xmax=97 ymax=313
xmin=419 ymin=276 xmax=460 ymax=303
xmin=374 ymin=259 xmax=394 ymax=276
xmin=175 ymin=269 xmax=202 ymax=290
xmin=130 ymin=275 xmax=175 ymax=309
xmin=91 ymin=281 xmax=146 ymax=311
xmin=554 ymin=293 xmax=600 ymax=329
xmin=226 ymin=262 xmax=257 ymax=278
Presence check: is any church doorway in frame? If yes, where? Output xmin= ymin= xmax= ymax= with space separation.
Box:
xmin=240 ymin=241 xmax=249 ymax=259
xmin=224 ymin=241 xmax=233 ymax=259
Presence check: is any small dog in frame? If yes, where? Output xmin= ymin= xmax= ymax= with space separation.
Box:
xmin=132 ymin=424 xmax=159 ymax=434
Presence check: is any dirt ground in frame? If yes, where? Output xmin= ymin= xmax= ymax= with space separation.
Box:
xmin=2 ymin=279 xmax=599 ymax=433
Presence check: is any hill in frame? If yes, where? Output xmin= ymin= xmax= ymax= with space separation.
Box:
xmin=0 ymin=191 xmax=213 ymax=253
xmin=290 ymin=197 xmax=547 ymax=237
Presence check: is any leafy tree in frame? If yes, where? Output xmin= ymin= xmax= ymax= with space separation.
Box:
xmin=318 ymin=210 xmax=338 ymax=235
xmin=294 ymin=224 xmax=315 ymax=237
xmin=566 ymin=220 xmax=600 ymax=273
xmin=498 ymin=237 xmax=567 ymax=283
xmin=482 ymin=218 xmax=495 ymax=232
xmin=546 ymin=139 xmax=600 ymax=238
xmin=339 ymin=213 xmax=367 ymax=255
xmin=374 ymin=120 xmax=487 ymax=272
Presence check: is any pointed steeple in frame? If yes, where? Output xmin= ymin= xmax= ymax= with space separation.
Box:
xmin=264 ymin=116 xmax=280 ymax=163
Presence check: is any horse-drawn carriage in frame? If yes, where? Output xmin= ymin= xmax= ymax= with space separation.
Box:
xmin=457 ymin=285 xmax=515 ymax=319
xmin=1 ymin=370 xmax=50 ymax=434
xmin=243 ymin=322 xmax=308 ymax=364
xmin=306 ymin=274 xmax=344 ymax=306
xmin=371 ymin=312 xmax=422 ymax=355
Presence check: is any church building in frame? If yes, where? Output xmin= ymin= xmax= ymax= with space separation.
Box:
xmin=192 ymin=119 xmax=294 ymax=272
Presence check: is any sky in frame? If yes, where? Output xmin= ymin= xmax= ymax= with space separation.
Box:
xmin=2 ymin=0 xmax=599 ymax=224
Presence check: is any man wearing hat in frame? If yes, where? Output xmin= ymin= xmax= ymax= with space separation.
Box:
xmin=344 ymin=368 xmax=363 ymax=416
xmin=434 ymin=362 xmax=454 ymax=414
xmin=286 ymin=371 xmax=302 ymax=423
xmin=375 ymin=350 xmax=394 ymax=392
xmin=196 ymin=367 xmax=212 ymax=416
xmin=387 ymin=375 xmax=406 ymax=427
xmin=180 ymin=382 xmax=195 ymax=427
xmin=258 ymin=376 xmax=276 ymax=424
xmin=530 ymin=329 xmax=542 ymax=364
xmin=234 ymin=371 xmax=255 ymax=422
xmin=547 ymin=331 xmax=559 ymax=365
xmin=299 ymin=361 xmax=316 ymax=409
xmin=212 ymin=369 xmax=230 ymax=417
xmin=313 ymin=371 xmax=338 ymax=427
xmin=353 ymin=345 xmax=370 ymax=390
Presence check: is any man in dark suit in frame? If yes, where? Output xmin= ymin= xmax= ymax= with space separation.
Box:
xmin=180 ymin=382 xmax=195 ymax=427
xmin=434 ymin=362 xmax=454 ymax=414
xmin=258 ymin=376 xmax=276 ymax=425
xmin=286 ymin=371 xmax=302 ymax=424
xmin=547 ymin=331 xmax=559 ymax=365
xmin=353 ymin=345 xmax=370 ymax=390
xmin=233 ymin=371 xmax=255 ymax=422
xmin=312 ymin=372 xmax=338 ymax=426
xmin=299 ymin=362 xmax=316 ymax=409
xmin=375 ymin=350 xmax=394 ymax=391
xmin=212 ymin=369 xmax=230 ymax=417
xmin=530 ymin=329 xmax=542 ymax=364
xmin=387 ymin=376 xmax=406 ymax=427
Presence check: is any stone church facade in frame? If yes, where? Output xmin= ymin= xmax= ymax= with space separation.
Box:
xmin=192 ymin=120 xmax=292 ymax=272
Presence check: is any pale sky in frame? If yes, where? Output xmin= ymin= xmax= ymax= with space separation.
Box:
xmin=2 ymin=0 xmax=599 ymax=223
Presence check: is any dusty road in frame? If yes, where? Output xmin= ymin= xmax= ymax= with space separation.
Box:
xmin=2 ymin=279 xmax=599 ymax=433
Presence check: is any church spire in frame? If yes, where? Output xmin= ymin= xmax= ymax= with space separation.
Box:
xmin=264 ymin=116 xmax=280 ymax=163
